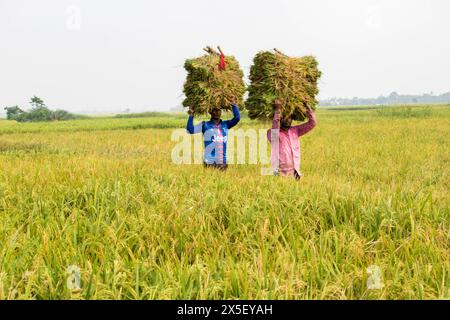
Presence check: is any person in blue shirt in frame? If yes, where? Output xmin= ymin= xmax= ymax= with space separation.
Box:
xmin=186 ymin=102 xmax=241 ymax=170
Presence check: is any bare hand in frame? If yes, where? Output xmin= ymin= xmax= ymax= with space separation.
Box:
xmin=273 ymin=99 xmax=282 ymax=111
xmin=188 ymin=106 xmax=195 ymax=116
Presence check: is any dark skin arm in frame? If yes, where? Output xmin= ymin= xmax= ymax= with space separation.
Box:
xmin=291 ymin=104 xmax=317 ymax=137
xmin=274 ymin=99 xmax=282 ymax=112
xmin=230 ymin=95 xmax=238 ymax=107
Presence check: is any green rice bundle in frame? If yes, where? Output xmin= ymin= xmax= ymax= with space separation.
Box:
xmin=246 ymin=49 xmax=321 ymax=121
xmin=182 ymin=47 xmax=246 ymax=115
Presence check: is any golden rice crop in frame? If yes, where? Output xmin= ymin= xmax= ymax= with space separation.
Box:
xmin=0 ymin=105 xmax=448 ymax=299
xmin=182 ymin=47 xmax=246 ymax=115
xmin=246 ymin=49 xmax=321 ymax=121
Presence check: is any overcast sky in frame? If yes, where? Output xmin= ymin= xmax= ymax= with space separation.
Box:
xmin=1 ymin=0 xmax=449 ymax=113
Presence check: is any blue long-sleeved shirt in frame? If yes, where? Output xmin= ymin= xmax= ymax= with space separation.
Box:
xmin=186 ymin=105 xmax=240 ymax=164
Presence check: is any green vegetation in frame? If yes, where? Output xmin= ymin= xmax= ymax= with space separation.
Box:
xmin=4 ymin=96 xmax=77 ymax=122
xmin=0 ymin=105 xmax=448 ymax=299
xmin=114 ymin=111 xmax=185 ymax=119
xmin=183 ymin=47 xmax=246 ymax=114
xmin=246 ymin=50 xmax=321 ymax=121
xmin=320 ymin=91 xmax=450 ymax=106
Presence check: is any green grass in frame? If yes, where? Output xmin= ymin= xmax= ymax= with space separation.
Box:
xmin=114 ymin=111 xmax=186 ymax=119
xmin=0 ymin=111 xmax=245 ymax=135
xmin=0 ymin=117 xmax=185 ymax=135
xmin=0 ymin=105 xmax=449 ymax=299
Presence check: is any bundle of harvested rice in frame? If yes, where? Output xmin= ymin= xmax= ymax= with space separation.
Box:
xmin=246 ymin=49 xmax=321 ymax=121
xmin=182 ymin=46 xmax=246 ymax=115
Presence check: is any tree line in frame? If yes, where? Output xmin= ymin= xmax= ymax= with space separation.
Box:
xmin=4 ymin=96 xmax=77 ymax=122
xmin=320 ymin=91 xmax=450 ymax=106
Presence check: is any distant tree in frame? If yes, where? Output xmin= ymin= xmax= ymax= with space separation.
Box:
xmin=389 ymin=92 xmax=399 ymax=101
xmin=5 ymin=96 xmax=77 ymax=122
xmin=320 ymin=91 xmax=450 ymax=106
xmin=4 ymin=106 xmax=24 ymax=120
xmin=27 ymin=106 xmax=52 ymax=121
xmin=52 ymin=109 xmax=76 ymax=121
xmin=30 ymin=96 xmax=46 ymax=109
xmin=26 ymin=96 xmax=52 ymax=121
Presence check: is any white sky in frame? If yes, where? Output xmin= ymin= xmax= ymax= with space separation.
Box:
xmin=1 ymin=0 xmax=449 ymax=113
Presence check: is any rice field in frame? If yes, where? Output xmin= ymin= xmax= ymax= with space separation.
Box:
xmin=0 ymin=105 xmax=448 ymax=299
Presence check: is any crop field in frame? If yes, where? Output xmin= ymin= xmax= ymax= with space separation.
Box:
xmin=0 ymin=105 xmax=448 ymax=299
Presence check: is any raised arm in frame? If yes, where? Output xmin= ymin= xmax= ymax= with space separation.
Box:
xmin=186 ymin=106 xmax=203 ymax=134
xmin=292 ymin=106 xmax=317 ymax=137
xmin=224 ymin=104 xmax=241 ymax=129
xmin=267 ymin=100 xmax=281 ymax=141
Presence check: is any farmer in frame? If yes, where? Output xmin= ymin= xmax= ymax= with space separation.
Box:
xmin=186 ymin=102 xmax=240 ymax=170
xmin=267 ymin=99 xmax=317 ymax=179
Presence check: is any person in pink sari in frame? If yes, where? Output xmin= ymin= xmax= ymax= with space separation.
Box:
xmin=267 ymin=100 xmax=317 ymax=179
